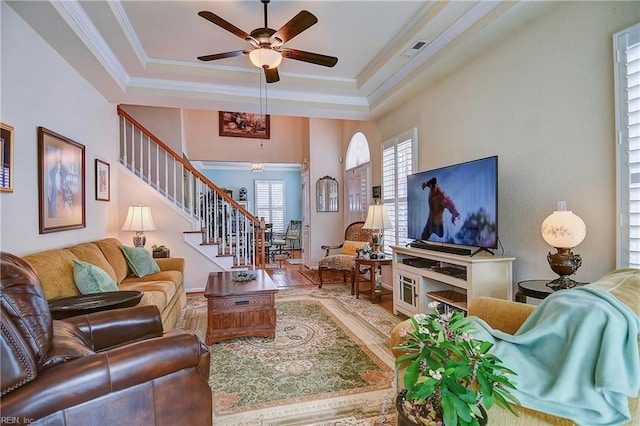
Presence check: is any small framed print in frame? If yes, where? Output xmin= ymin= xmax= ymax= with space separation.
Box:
xmin=95 ymin=159 xmax=110 ymax=201
xmin=1 ymin=122 xmax=14 ymax=192
xmin=38 ymin=127 xmax=85 ymax=234
xmin=372 ymin=185 xmax=381 ymax=199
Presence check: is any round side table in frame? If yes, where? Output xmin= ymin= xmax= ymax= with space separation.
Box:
xmin=515 ymin=279 xmax=586 ymax=303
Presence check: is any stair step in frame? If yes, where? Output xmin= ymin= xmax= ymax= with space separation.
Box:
xmin=231 ymin=264 xmax=250 ymax=269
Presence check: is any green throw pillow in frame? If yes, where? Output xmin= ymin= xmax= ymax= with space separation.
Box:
xmin=120 ymin=246 xmax=160 ymax=278
xmin=72 ymin=260 xmax=119 ymax=294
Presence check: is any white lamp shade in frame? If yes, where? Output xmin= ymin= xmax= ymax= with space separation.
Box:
xmin=363 ymin=204 xmax=392 ymax=230
xmin=122 ymin=206 xmax=156 ymax=232
xmin=249 ymin=48 xmax=282 ymax=69
xmin=541 ymin=210 xmax=586 ymax=248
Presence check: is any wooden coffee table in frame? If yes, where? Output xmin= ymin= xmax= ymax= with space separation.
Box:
xmin=204 ymin=270 xmax=277 ymax=344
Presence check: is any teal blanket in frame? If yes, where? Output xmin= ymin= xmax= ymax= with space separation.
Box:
xmin=471 ymin=287 xmax=640 ymax=425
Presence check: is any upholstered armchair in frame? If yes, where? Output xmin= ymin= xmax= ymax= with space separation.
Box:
xmin=318 ymin=221 xmax=372 ymax=292
xmin=0 ymin=252 xmax=212 ymax=425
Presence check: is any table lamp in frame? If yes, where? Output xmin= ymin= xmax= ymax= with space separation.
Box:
xmin=122 ymin=205 xmax=156 ymax=247
xmin=363 ymin=201 xmax=392 ymax=259
xmin=540 ymin=201 xmax=586 ymax=290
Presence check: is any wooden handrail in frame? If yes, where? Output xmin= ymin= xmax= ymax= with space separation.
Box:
xmin=116 ymin=105 xmax=259 ymax=226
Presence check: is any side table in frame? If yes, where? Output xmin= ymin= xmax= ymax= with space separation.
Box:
xmin=48 ymin=290 xmax=144 ymax=320
xmin=515 ymin=279 xmax=586 ymax=303
xmin=354 ymin=257 xmax=392 ymax=303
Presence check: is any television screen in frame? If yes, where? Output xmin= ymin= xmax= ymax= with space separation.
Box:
xmin=407 ymin=156 xmax=498 ymax=250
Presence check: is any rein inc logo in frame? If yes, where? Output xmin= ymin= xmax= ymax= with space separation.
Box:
xmin=1 ymin=417 xmax=34 ymax=424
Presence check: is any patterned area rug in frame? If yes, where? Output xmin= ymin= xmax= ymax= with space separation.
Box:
xmin=177 ymin=285 xmax=401 ymax=425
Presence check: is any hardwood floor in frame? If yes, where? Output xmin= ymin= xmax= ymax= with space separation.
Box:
xmin=190 ymin=249 xmax=404 ymax=318
xmin=264 ymin=249 xmax=402 ymax=317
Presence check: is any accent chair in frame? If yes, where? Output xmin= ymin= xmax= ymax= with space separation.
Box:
xmin=318 ymin=221 xmax=372 ymax=292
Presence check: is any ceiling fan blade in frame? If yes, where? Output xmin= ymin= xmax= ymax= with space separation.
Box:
xmin=264 ymin=67 xmax=280 ymax=84
xmin=198 ymin=11 xmax=251 ymax=40
xmin=197 ymin=50 xmax=247 ymax=62
xmin=272 ymin=10 xmax=318 ymax=43
xmin=281 ymin=49 xmax=338 ymax=68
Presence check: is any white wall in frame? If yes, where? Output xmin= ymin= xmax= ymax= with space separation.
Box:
xmin=119 ymin=105 xmax=183 ymax=154
xmin=116 ymin=167 xmax=223 ymax=291
xmin=377 ymin=1 xmax=640 ymax=284
xmin=0 ymin=4 xmax=118 ymax=254
xmin=309 ymin=118 xmax=344 ymax=266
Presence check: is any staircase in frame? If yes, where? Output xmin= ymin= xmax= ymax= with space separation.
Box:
xmin=117 ymin=106 xmax=267 ymax=269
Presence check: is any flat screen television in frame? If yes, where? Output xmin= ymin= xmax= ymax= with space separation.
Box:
xmin=407 ymin=156 xmax=498 ymax=255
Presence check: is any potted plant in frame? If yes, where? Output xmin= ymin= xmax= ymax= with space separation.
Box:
xmin=151 ymin=244 xmax=170 ymax=258
xmin=393 ymin=302 xmax=519 ymax=426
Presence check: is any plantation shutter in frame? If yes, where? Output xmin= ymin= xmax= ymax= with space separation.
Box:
xmin=615 ymin=23 xmax=640 ymax=268
xmin=255 ymin=180 xmax=285 ymax=234
xmin=381 ymin=128 xmax=418 ymax=254
xmin=344 ymin=164 xmax=369 ymax=226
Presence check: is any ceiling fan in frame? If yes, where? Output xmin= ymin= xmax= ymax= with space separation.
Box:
xmin=197 ymin=0 xmax=338 ymax=83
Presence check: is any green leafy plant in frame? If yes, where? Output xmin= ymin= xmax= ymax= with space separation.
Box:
xmin=393 ymin=302 xmax=519 ymax=426
xmin=151 ymin=244 xmax=169 ymax=253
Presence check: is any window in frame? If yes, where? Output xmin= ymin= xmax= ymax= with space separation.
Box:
xmin=255 ymin=180 xmax=285 ymax=234
xmin=345 ymin=132 xmax=371 ymax=226
xmin=345 ymin=132 xmax=370 ymax=170
xmin=381 ymin=128 xmax=418 ymax=254
xmin=615 ymin=23 xmax=640 ymax=268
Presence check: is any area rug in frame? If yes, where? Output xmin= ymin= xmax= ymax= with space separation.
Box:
xmin=176 ymin=285 xmax=401 ymax=425
xmin=299 ymin=269 xmax=366 ymax=286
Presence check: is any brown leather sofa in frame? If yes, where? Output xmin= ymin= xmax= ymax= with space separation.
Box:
xmin=0 ymin=252 xmax=212 ymax=425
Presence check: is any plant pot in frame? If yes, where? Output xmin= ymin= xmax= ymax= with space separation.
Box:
xmin=395 ymin=390 xmax=487 ymax=426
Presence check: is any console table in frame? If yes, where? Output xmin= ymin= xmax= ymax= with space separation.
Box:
xmin=391 ymin=246 xmax=514 ymax=317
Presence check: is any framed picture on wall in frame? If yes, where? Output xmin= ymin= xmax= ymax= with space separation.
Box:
xmin=95 ymin=159 xmax=110 ymax=201
xmin=219 ymin=111 xmax=270 ymax=139
xmin=38 ymin=127 xmax=86 ymax=234
xmin=372 ymin=185 xmax=381 ymax=199
xmin=0 ymin=122 xmax=14 ymax=192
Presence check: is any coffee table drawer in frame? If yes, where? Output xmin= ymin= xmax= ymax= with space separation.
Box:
xmin=208 ymin=293 xmax=272 ymax=311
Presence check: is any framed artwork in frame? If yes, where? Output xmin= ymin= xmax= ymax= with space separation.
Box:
xmin=38 ymin=127 xmax=85 ymax=234
xmin=219 ymin=111 xmax=270 ymax=139
xmin=95 ymin=159 xmax=110 ymax=201
xmin=0 ymin=122 xmax=14 ymax=192
xmin=372 ymin=185 xmax=381 ymax=199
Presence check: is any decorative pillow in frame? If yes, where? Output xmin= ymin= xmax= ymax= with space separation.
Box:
xmin=41 ymin=321 xmax=95 ymax=372
xmin=340 ymin=240 xmax=369 ymax=256
xmin=120 ymin=246 xmax=160 ymax=278
xmin=73 ymin=260 xmax=118 ymax=294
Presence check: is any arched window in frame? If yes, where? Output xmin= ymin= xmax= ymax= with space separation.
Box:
xmin=345 ymin=132 xmax=370 ymax=170
xmin=344 ymin=132 xmax=371 ymax=226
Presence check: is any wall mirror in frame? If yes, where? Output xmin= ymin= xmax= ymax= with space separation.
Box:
xmin=316 ymin=176 xmax=338 ymax=212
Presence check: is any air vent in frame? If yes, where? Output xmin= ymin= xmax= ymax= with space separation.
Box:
xmin=401 ymin=40 xmax=430 ymax=58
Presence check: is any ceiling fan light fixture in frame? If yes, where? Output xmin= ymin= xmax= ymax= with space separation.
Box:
xmin=249 ymin=48 xmax=282 ymax=69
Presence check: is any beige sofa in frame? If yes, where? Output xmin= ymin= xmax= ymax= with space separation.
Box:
xmin=20 ymin=238 xmax=186 ymax=329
